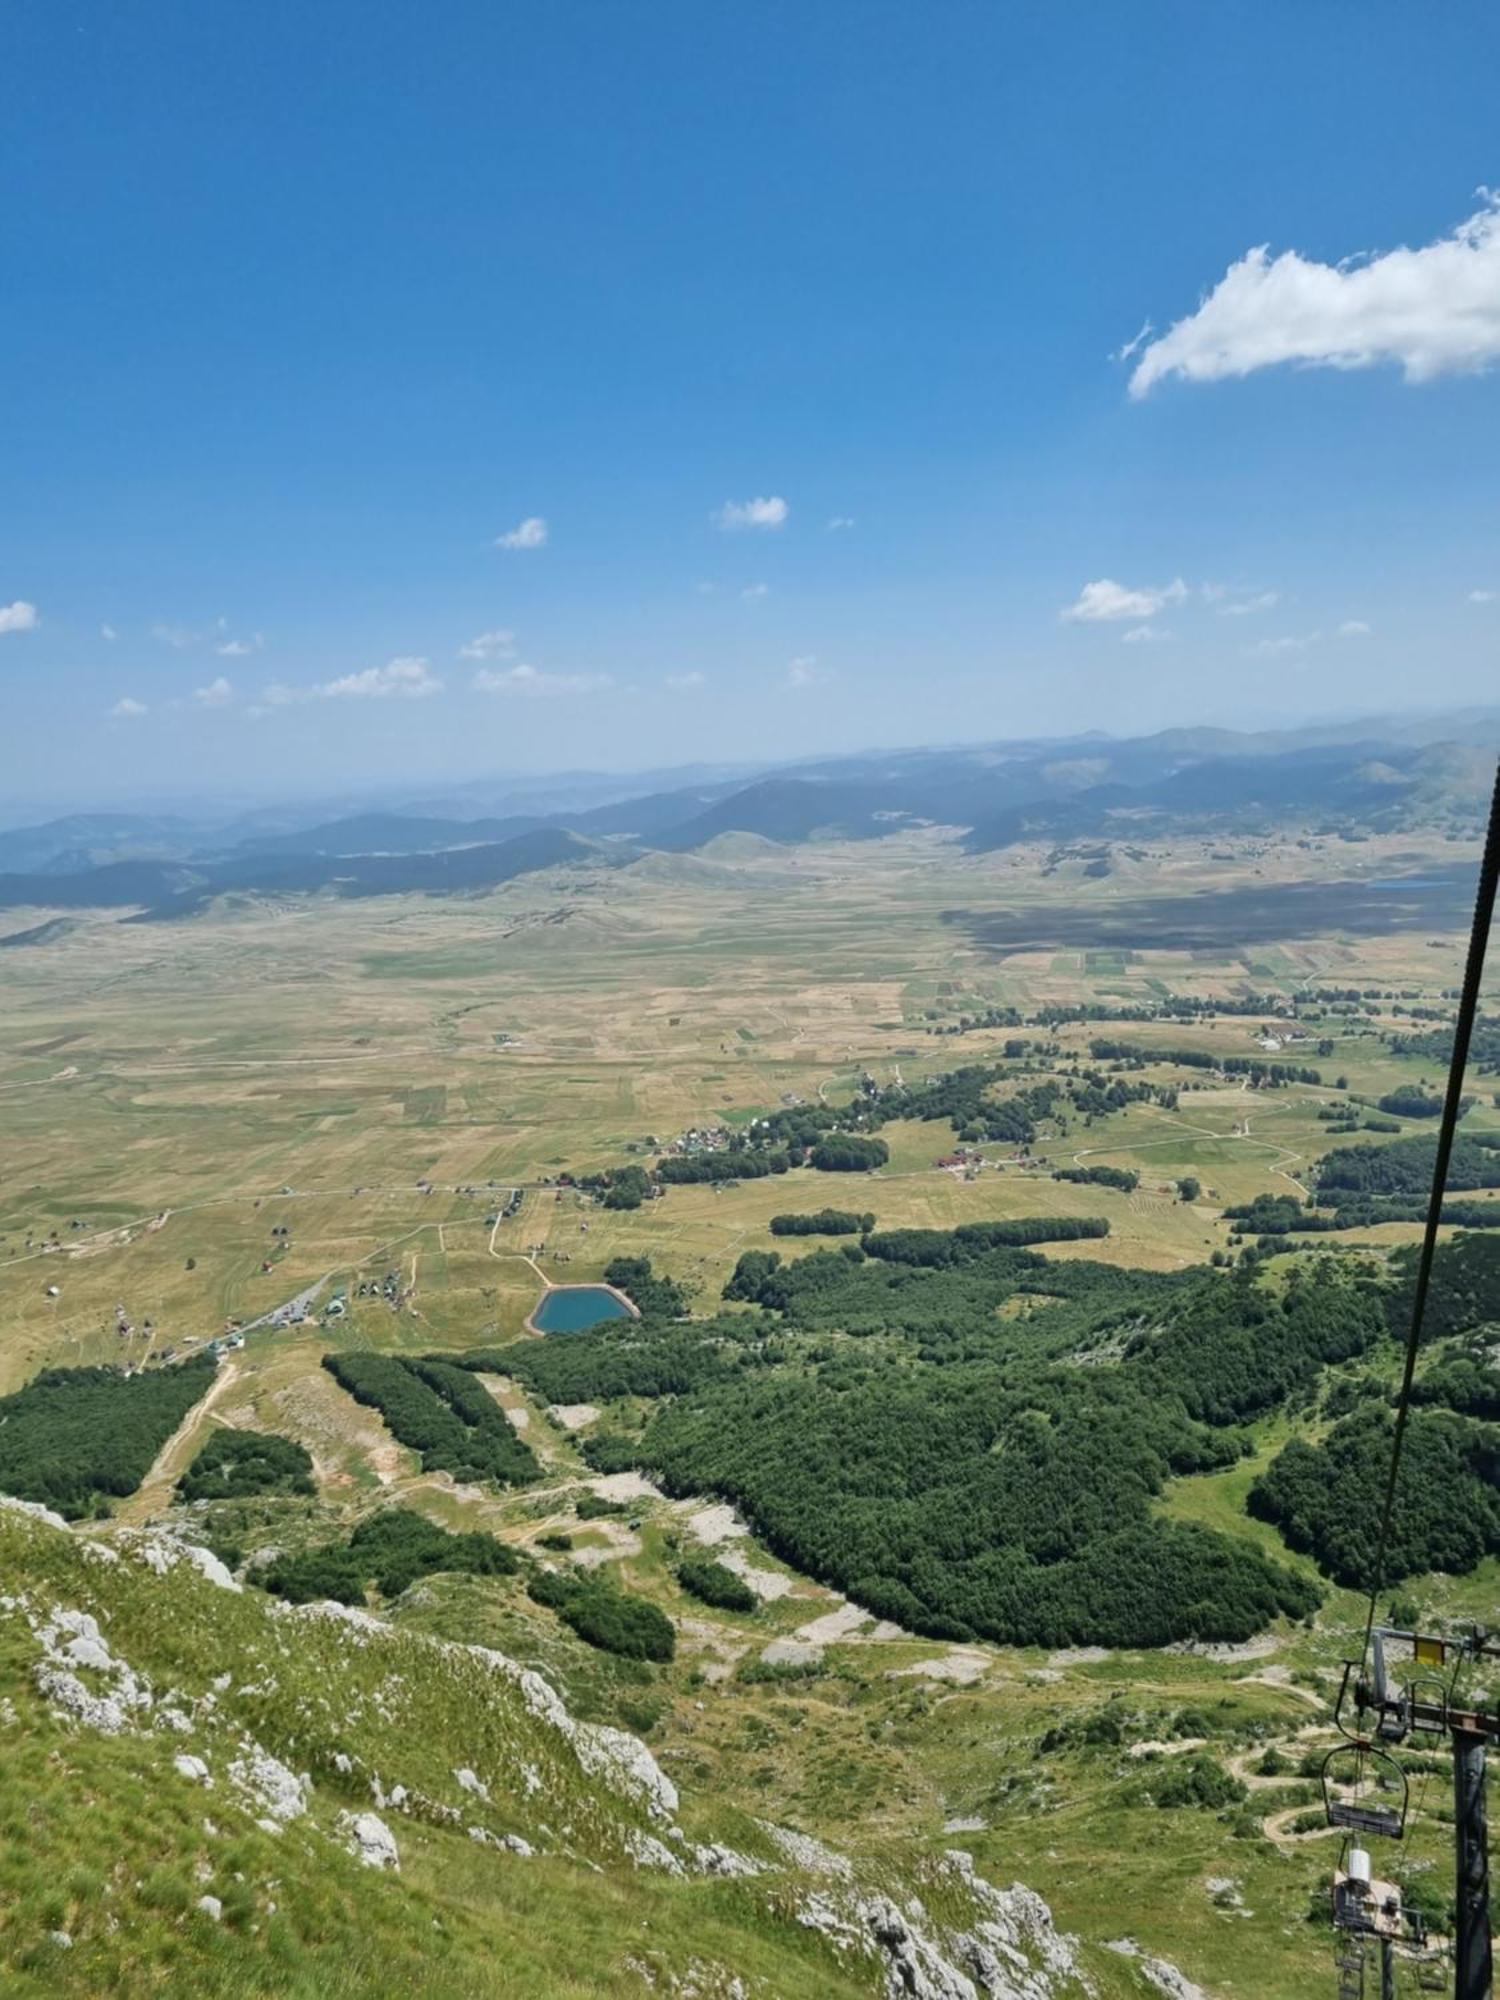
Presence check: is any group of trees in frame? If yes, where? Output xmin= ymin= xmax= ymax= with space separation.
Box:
xmin=658 ymin=1149 xmax=790 ymax=1184
xmin=177 ymin=1428 xmax=314 ymax=1502
xmin=1317 ymin=1132 xmax=1500 ymax=1198
xmin=859 ymin=1217 xmax=1109 ymax=1266
xmin=807 ymin=1134 xmax=889 ymax=1172
xmin=0 ymin=1353 xmax=216 ymax=1519
xmin=1246 ymin=1234 xmax=1500 ymax=1584
xmin=577 ymin=1164 xmax=654 ymax=1209
xmin=1249 ymin=1406 xmax=1500 ymax=1587
xmin=323 ymin=1351 xmax=541 ymax=1487
xmin=677 ymin=1557 xmax=757 ymax=1613
xmin=601 ymin=1255 xmax=688 ymax=1318
xmin=260 ymin=1506 xmax=518 ymax=1604
xmin=527 ymin=1567 xmax=676 ymax=1661
xmin=769 ymin=1209 xmax=875 ymax=1237
xmin=1054 ymin=1165 xmax=1138 ymax=1192
xmin=1377 ymin=1085 xmax=1445 ymax=1120
xmin=458 ymin=1320 xmax=740 ymax=1404
xmin=1088 ymin=1039 xmax=1324 ymax=1087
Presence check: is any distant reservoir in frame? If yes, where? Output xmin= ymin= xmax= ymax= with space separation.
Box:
xmin=529 ymin=1285 xmax=635 ymax=1335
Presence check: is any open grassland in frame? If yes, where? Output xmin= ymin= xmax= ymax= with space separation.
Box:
xmin=2 ymin=823 xmax=1490 ymax=1391
xmin=1 ymin=823 xmax=1496 ymax=1995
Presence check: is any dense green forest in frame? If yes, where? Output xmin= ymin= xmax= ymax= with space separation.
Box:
xmin=261 ymin=1507 xmax=518 ymax=1604
xmin=323 ymin=1351 xmax=541 ymax=1486
xmin=1246 ymin=1233 xmax=1500 ymax=1583
xmin=176 ymin=1428 xmax=314 ymax=1502
xmin=0 ymin=1354 xmax=215 ymax=1518
xmin=1316 ymin=1131 xmax=1500 ymax=1197
xmin=1249 ymin=1406 xmax=1500 ymax=1586
xmin=475 ymin=1231 xmax=1409 ymax=1646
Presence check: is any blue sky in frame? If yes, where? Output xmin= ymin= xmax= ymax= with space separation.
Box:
xmin=4 ymin=1 xmax=1500 ymax=810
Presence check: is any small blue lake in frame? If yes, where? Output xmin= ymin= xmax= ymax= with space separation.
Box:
xmin=531 ymin=1286 xmax=633 ymax=1334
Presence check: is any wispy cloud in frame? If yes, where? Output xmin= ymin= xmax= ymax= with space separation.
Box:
xmin=152 ymin=619 xmax=214 ymax=649
xmin=1211 ymin=589 xmax=1279 ymax=618
xmin=1245 ymin=632 xmax=1319 ymax=658
xmin=741 ymin=582 xmax=770 ymax=601
xmin=193 ymin=675 xmax=235 ymax=707
xmin=472 ymin=663 xmax=610 ymax=698
xmin=495 ymin=516 xmax=548 ymax=551
xmin=1130 ymin=193 xmax=1500 ymax=397
xmin=0 ymin=600 xmax=40 ymax=636
xmin=1338 ymin=619 xmax=1373 ymax=638
xmin=786 ymin=655 xmax=823 ymax=687
xmin=1122 ymin=624 xmax=1171 ymax=645
xmin=1468 ymin=588 xmax=1496 ymax=604
xmin=100 ymin=622 xmax=118 ymax=642
xmin=714 ymin=495 xmax=788 ymax=531
xmin=664 ymin=671 xmax=705 ymax=690
xmin=215 ymin=634 xmax=262 ymax=658
xmin=458 ymin=628 xmax=517 ymax=660
xmin=826 ymin=515 xmax=855 ymax=531
xmin=1061 ymin=577 xmax=1187 ymax=623
xmin=110 ymin=696 xmax=147 ymax=719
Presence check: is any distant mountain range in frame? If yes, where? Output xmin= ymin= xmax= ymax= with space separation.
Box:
xmin=0 ymin=713 xmax=1494 ymax=925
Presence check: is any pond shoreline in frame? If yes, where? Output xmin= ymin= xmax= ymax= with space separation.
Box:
xmin=526 ymin=1281 xmax=639 ymax=1336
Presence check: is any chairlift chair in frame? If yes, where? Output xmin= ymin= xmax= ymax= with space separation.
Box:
xmin=1320 ymin=1743 xmax=1409 ymax=1840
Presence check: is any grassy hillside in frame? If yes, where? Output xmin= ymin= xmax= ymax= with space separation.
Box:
xmin=0 ymin=1499 xmax=1123 ymax=1999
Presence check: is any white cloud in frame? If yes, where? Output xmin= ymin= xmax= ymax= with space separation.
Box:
xmin=472 ymin=663 xmax=610 ymax=699
xmin=1468 ymin=588 xmax=1495 ymax=604
xmin=714 ymin=495 xmax=788 ymax=531
xmin=215 ymin=633 xmax=262 ymax=658
xmin=322 ymin=657 xmax=442 ymax=700
xmin=458 ymin=628 xmax=517 ymax=660
xmin=1122 ymin=624 xmax=1171 ymax=645
xmin=786 ymin=655 xmax=822 ymax=687
xmin=264 ymin=657 xmax=442 ymax=705
xmin=1246 ymin=632 xmax=1319 ymax=657
xmin=741 ymin=582 xmax=770 ymax=601
xmin=1061 ymin=577 xmax=1187 ymax=623
xmin=1215 ymin=590 xmax=1280 ymax=618
xmin=194 ymin=676 xmax=234 ymax=707
xmin=826 ymin=515 xmax=855 ymax=531
xmin=495 ymin=516 xmax=548 ymax=550
xmin=664 ymin=671 xmax=706 ymax=690
xmin=1130 ymin=193 xmax=1500 ymax=398
xmin=100 ymin=622 xmax=118 ymax=641
xmin=1338 ymin=619 xmax=1373 ymax=638
xmin=110 ymin=696 xmax=147 ymax=719
xmin=0 ymin=600 xmax=39 ymax=635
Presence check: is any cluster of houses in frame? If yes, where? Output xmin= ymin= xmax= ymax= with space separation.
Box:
xmin=665 ymin=1124 xmax=734 ymax=1157
xmin=353 ymin=1271 xmax=404 ymax=1309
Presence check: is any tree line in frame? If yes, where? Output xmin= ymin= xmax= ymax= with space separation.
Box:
xmin=323 ymin=1351 xmax=541 ymax=1487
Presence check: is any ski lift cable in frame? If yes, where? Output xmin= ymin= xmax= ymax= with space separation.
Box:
xmin=1359 ymin=756 xmax=1500 ymax=1675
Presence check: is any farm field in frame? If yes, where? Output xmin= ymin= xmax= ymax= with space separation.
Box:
xmin=2 ymin=824 xmax=1490 ymax=1388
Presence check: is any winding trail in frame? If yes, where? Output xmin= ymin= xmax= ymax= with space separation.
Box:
xmin=118 ymin=1358 xmax=243 ymax=1524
